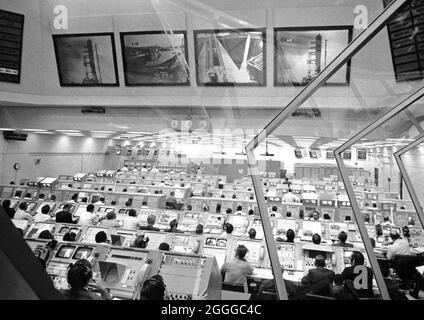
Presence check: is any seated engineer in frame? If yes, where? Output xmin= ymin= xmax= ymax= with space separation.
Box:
xmin=332 ymin=231 xmax=354 ymax=248
xmin=139 ymin=214 xmax=160 ymax=231
xmin=311 ymin=211 xmax=321 ymax=221
xmin=56 ymin=204 xmax=76 ymax=224
xmin=14 ymin=202 xmax=32 ymax=220
xmin=166 ymin=191 xmax=178 ymax=209
xmin=269 ymin=206 xmax=280 ymax=218
xmin=95 ymin=231 xmax=109 ymax=244
xmin=386 ymin=230 xmax=411 ymax=260
xmin=282 ymin=189 xmax=300 ymax=203
xmin=312 ymin=233 xmax=322 ymax=245
xmin=222 ymin=223 xmax=234 ymax=239
xmin=131 ymin=235 xmax=149 ymax=249
xmin=341 ymin=251 xmax=374 ymax=298
xmin=2 ymin=199 xmax=16 ymax=219
xmin=195 ymin=224 xmax=204 ymax=235
xmin=166 ymin=219 xmax=182 ymax=233
xmin=300 ymin=255 xmax=335 ymax=296
xmin=33 ymin=205 xmax=52 ymax=223
xmin=139 ymin=275 xmax=166 ymax=300
xmin=121 ymin=209 xmax=141 ymax=230
xmin=248 ymin=228 xmax=256 ymax=240
xmin=99 ymin=211 xmax=120 ymax=228
xmin=78 ymin=204 xmax=96 ymax=226
xmin=285 ymin=229 xmax=295 ymax=243
xmin=61 ymin=259 xmax=113 ymax=300
xmin=220 ymin=245 xmax=254 ymax=288
xmin=235 ymin=206 xmax=245 ymax=215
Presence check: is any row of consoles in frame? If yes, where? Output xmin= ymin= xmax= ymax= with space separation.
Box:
xmin=16 ymin=217 xmax=382 ymax=300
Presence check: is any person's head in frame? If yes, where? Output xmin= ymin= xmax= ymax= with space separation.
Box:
xmin=390 ymin=230 xmax=401 ymax=241
xmin=272 ymin=206 xmax=278 ymax=212
xmin=170 ymin=191 xmax=175 ymax=197
xmin=38 ymin=194 xmax=45 ymax=199
xmin=67 ymin=259 xmax=93 ymax=290
xmin=248 ymin=228 xmax=256 ymax=239
xmin=25 ymin=193 xmax=31 ymax=198
xmin=235 ymin=244 xmax=249 ymax=260
xmin=237 ymin=205 xmax=242 ymax=212
xmin=286 ymin=211 xmax=292 ymax=218
xmin=19 ymin=202 xmax=28 ymax=211
xmin=106 ymin=211 xmax=116 ymax=220
xmin=314 ymin=255 xmax=326 ymax=268
xmin=312 ymin=211 xmax=320 ymax=220
xmin=338 ymin=231 xmax=348 ymax=244
xmin=370 ymin=238 xmax=376 ymax=248
xmin=142 ymin=201 xmax=148 ymax=206
xmin=383 ymin=216 xmax=390 ymax=222
xmin=63 ymin=231 xmax=76 ymax=242
xmin=95 ymin=231 xmax=107 ymax=243
xmin=350 ymin=251 xmax=365 ymax=266
xmin=126 ymin=209 xmax=136 ymax=217
xmin=169 ymin=219 xmax=178 ymax=231
xmin=68 ymin=184 xmax=73 ymax=188
xmin=41 ymin=205 xmax=50 ymax=215
xmin=187 ymin=204 xmax=192 ymax=211
xmin=248 ymin=209 xmax=254 ymax=215
xmin=288 ymin=188 xmax=293 ymax=193
xmin=226 ymin=208 xmax=232 ymax=214
xmin=133 ymin=235 xmax=149 ymax=248
xmin=158 ymin=242 xmax=170 ymax=251
xmin=38 ymin=230 xmax=54 ymax=240
xmin=50 ymin=195 xmax=57 ymax=201
xmin=345 ymin=216 xmax=351 ymax=222
xmin=99 ymin=197 xmax=105 ymax=203
xmin=323 ymin=214 xmax=331 ymax=220
xmin=195 ymin=224 xmax=204 ymax=235
xmin=312 ymin=233 xmax=321 ymax=245
xmin=147 ymin=214 xmax=156 ymax=226
xmin=63 ymin=204 xmax=71 ymax=212
xmin=376 ymin=224 xmax=383 ymax=237
xmin=225 ymin=223 xmax=234 ymax=234
xmin=86 ymin=204 xmax=94 ymax=213
xmin=81 ymin=197 xmax=88 ymax=203
xmin=402 ymin=226 xmax=410 ymax=238
xmin=2 ymin=199 xmax=11 ymax=208
xmin=71 ymin=194 xmax=78 ymax=201
xmin=139 ymin=276 xmax=166 ymax=300
xmin=286 ymin=229 xmax=295 ymax=242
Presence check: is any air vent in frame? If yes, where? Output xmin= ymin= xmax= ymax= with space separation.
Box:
xmin=81 ymin=107 xmax=106 ymax=114
xmin=3 ymin=131 xmax=27 ymax=141
xmin=291 ymin=108 xmax=321 ymax=118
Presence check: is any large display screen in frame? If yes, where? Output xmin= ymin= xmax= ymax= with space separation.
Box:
xmin=0 ymin=10 xmax=24 ymax=83
xmin=55 ymin=245 xmax=76 ymax=259
xmin=73 ymin=247 xmax=93 ymax=260
xmin=194 ymin=29 xmax=266 ymax=86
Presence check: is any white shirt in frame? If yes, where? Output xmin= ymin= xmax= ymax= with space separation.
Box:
xmin=151 ymin=168 xmax=159 ymax=174
xmin=33 ymin=213 xmax=52 ymax=223
xmin=141 ymin=168 xmax=148 ymax=173
xmin=121 ymin=216 xmax=140 ymax=230
xmin=282 ymin=192 xmax=300 ymax=203
xmin=78 ymin=211 xmax=95 ymax=226
xmin=93 ymin=201 xmax=104 ymax=206
xmin=121 ymin=167 xmax=129 ymax=172
xmin=387 ymin=239 xmax=411 ymax=260
xmin=14 ymin=209 xmax=32 ymax=220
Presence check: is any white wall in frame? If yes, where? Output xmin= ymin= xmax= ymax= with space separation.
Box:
xmin=0 ymin=133 xmax=117 ymax=184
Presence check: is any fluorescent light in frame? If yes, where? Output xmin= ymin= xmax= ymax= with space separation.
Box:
xmin=64 ymin=133 xmax=84 ymax=136
xmin=22 ymin=129 xmax=48 ymax=132
xmin=90 ymin=131 xmax=115 ymax=134
xmin=0 ymin=128 xmax=14 ymax=131
xmin=57 ymin=130 xmax=82 ymax=133
xmin=127 ymin=131 xmax=152 ymax=134
xmin=35 ymin=131 xmax=55 ymax=135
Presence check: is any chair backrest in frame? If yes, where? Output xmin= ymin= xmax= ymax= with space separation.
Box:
xmin=258 ymin=291 xmax=277 ymax=300
xmin=393 ymin=255 xmax=424 ymax=282
xmin=377 ymin=258 xmax=390 ymax=278
xmin=222 ymin=282 xmax=245 ymax=293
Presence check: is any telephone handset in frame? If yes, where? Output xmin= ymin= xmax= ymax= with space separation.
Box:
xmin=259 ymin=245 xmax=265 ymax=260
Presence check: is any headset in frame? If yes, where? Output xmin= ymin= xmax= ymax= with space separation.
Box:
xmin=67 ymin=259 xmax=93 ymax=283
xmin=140 ymin=276 xmax=166 ymax=299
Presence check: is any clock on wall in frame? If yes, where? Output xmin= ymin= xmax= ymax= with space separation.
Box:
xmin=13 ymin=163 xmax=21 ymax=170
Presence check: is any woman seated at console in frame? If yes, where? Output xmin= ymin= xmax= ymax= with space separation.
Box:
xmin=61 ymin=259 xmax=113 ymax=300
